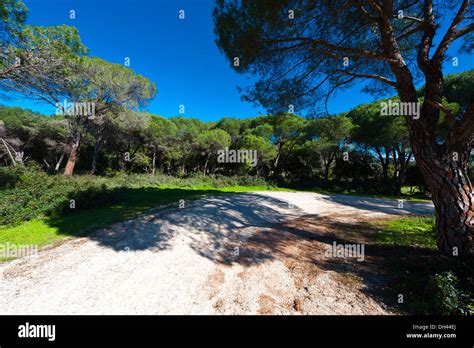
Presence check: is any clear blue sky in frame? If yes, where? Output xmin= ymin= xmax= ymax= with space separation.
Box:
xmin=2 ymin=0 xmax=473 ymax=120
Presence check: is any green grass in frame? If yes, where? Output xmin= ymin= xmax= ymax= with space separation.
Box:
xmin=363 ymin=216 xmax=473 ymax=315
xmin=371 ymin=216 xmax=437 ymax=249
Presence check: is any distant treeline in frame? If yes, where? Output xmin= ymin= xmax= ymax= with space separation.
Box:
xmin=1 ymin=70 xmax=472 ymax=195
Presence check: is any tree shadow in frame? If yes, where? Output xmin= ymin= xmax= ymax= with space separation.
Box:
xmin=43 ymin=189 xmax=303 ymax=266
xmin=237 ymin=213 xmax=442 ymax=312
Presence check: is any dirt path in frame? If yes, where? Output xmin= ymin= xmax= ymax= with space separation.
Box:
xmin=0 ymin=191 xmax=433 ymax=314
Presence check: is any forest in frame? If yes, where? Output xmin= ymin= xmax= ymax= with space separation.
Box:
xmin=1 ymin=69 xmax=472 ymax=193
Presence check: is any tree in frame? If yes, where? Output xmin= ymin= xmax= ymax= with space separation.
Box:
xmin=0 ymin=0 xmax=28 ymax=77
xmin=1 ymin=24 xmax=88 ymax=98
xmin=105 ymin=110 xmax=147 ymax=172
xmin=270 ymin=113 xmax=306 ymax=174
xmin=72 ymin=57 xmax=156 ymax=176
xmin=310 ymin=115 xmax=354 ymax=183
xmin=196 ymin=129 xmax=231 ymax=176
xmin=214 ymin=0 xmax=474 ymax=254
xmin=348 ymin=99 xmax=411 ymax=194
xmin=238 ymin=133 xmax=277 ymax=175
xmin=215 ymin=117 xmax=241 ymax=141
xmin=144 ymin=115 xmax=179 ymax=174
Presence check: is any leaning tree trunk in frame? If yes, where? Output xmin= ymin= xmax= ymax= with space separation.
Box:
xmin=413 ymin=141 xmax=474 ymax=255
xmin=64 ymin=142 xmax=79 ymax=176
xmin=64 ymin=144 xmax=78 ymax=176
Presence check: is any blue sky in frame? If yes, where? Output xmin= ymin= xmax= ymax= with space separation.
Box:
xmin=1 ymin=0 xmax=473 ymax=121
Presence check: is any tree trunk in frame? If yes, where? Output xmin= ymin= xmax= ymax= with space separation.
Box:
xmin=64 ymin=143 xmax=79 ymax=176
xmin=152 ymin=146 xmax=156 ymax=175
xmin=273 ymin=142 xmax=283 ymax=173
xmin=393 ymin=146 xmax=412 ymax=196
xmin=414 ymin=143 xmax=474 ymax=255
xmin=203 ymin=154 xmax=210 ymax=176
xmin=55 ymin=152 xmax=65 ymax=173
xmin=117 ymin=152 xmax=125 ymax=171
xmin=90 ymin=142 xmax=101 ymax=175
xmin=323 ymin=159 xmax=331 ymax=183
xmin=394 ymin=60 xmax=474 ymax=254
xmin=1 ymin=138 xmax=17 ymax=166
xmin=375 ymin=147 xmax=390 ymax=192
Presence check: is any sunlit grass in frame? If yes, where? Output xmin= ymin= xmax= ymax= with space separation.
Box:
xmin=372 ymin=216 xmax=436 ymax=249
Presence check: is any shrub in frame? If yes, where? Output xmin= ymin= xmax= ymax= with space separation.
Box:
xmin=431 ymin=271 xmax=468 ymax=315
xmin=0 ymin=165 xmax=123 ymax=227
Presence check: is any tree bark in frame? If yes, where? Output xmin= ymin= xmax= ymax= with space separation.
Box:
xmin=414 ymin=143 xmax=474 ymax=254
xmin=64 ymin=142 xmax=79 ymax=176
xmin=375 ymin=147 xmax=390 ymax=191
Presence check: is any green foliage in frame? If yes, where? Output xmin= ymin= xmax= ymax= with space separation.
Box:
xmin=197 ymin=129 xmax=232 ymax=154
xmin=347 ymin=99 xmax=408 ymax=149
xmin=433 ymin=69 xmax=473 ymax=107
xmin=369 ymin=216 xmax=474 ymax=315
xmin=0 ymin=0 xmax=27 ymax=48
xmin=214 ymin=117 xmax=241 ymax=140
xmin=432 ymin=272 xmax=469 ymax=315
xmin=0 ymin=164 xmax=122 ymax=227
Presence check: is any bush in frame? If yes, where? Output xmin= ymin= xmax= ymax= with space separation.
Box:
xmin=0 ymin=165 xmax=123 ymax=227
xmin=0 ymin=165 xmax=24 ymax=188
xmin=431 ymin=271 xmax=469 ymax=315
xmin=393 ymin=254 xmax=474 ymax=315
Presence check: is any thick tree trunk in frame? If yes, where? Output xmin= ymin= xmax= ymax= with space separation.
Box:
xmin=64 ymin=143 xmax=79 ymax=176
xmin=414 ymin=144 xmax=474 ymax=255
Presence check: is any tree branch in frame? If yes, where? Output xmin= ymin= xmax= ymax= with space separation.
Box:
xmin=432 ymin=0 xmax=472 ymax=65
xmin=264 ymin=37 xmax=396 ymax=62
xmin=334 ymin=69 xmax=397 ymax=87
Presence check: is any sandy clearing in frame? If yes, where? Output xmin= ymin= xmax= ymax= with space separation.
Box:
xmin=0 ymin=191 xmax=433 ymax=314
